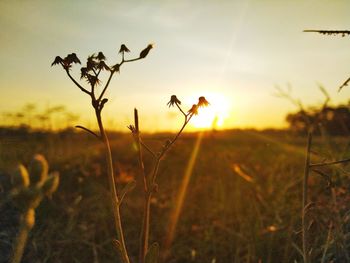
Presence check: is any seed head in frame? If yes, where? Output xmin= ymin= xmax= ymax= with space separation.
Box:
xmin=167 ymin=95 xmax=181 ymax=108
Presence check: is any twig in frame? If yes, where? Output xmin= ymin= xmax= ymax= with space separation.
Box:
xmin=303 ymin=30 xmax=350 ymax=36
xmin=75 ymin=125 xmax=100 ymax=139
xmin=310 ymin=158 xmax=350 ymax=167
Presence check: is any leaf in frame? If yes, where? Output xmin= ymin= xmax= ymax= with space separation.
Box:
xmin=145 ymin=242 xmax=159 ymax=263
xmin=119 ymin=180 xmax=136 ymax=204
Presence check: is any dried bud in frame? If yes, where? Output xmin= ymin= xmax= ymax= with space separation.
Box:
xmin=12 ymin=164 xmax=30 ymax=188
xmin=100 ymin=98 xmax=108 ymax=109
xmin=139 ymin=44 xmax=153 ymax=59
xmin=29 ymin=154 xmax=48 ymax=186
xmin=42 ymin=172 xmax=59 ymax=198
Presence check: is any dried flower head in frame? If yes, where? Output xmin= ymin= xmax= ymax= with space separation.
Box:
xmin=112 ymin=64 xmax=120 ymax=72
xmin=51 ymin=56 xmax=63 ymax=66
xmin=188 ymin=104 xmax=199 ymax=115
xmin=119 ymin=44 xmax=130 ymax=53
xmin=198 ymin=96 xmax=210 ymax=107
xmin=64 ymin=53 xmax=81 ymax=65
xmin=80 ymin=67 xmax=88 ymax=79
xmin=167 ymin=95 xmax=181 ymax=108
xmin=97 ymin=60 xmax=110 ymax=71
xmin=96 ymin=51 xmax=106 ymax=61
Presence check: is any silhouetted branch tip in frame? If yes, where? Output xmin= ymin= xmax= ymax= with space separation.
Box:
xmin=139 ymin=44 xmax=154 ymax=59
xmin=338 ymin=77 xmax=350 ymax=92
xmin=303 ymin=30 xmax=350 ymax=37
xmin=119 ymin=44 xmax=130 ymax=53
xmin=51 ymin=56 xmax=63 ymax=66
xmin=96 ymin=52 xmax=106 ymax=61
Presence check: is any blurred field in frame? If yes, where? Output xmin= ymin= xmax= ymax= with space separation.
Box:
xmin=1 ymin=129 xmax=349 ymax=262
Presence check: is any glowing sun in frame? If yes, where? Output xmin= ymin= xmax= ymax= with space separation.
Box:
xmin=190 ymin=92 xmax=230 ymax=129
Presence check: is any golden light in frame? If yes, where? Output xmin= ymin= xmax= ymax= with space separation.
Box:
xmin=189 ymin=92 xmax=231 ymax=129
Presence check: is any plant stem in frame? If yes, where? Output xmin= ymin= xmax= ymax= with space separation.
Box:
xmin=138 ymin=114 xmax=192 ymax=263
xmin=95 ymin=109 xmax=130 ymax=263
xmin=302 ymin=132 xmax=312 ymax=263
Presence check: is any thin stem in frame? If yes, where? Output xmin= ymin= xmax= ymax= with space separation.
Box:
xmin=310 ymin=158 xmax=350 ymax=167
xmin=97 ymin=70 xmax=115 ymax=101
xmin=134 ymin=108 xmax=148 ymax=193
xmin=95 ymin=109 xmax=130 ymax=263
xmin=75 ymin=125 xmax=100 ymax=139
xmin=159 ymin=114 xmax=193 ymax=161
xmin=65 ymin=69 xmax=91 ymax=96
xmin=175 ymin=102 xmax=186 ymax=117
xmin=302 ymin=132 xmax=312 ymax=263
xmin=139 ymin=113 xmax=192 ymax=263
xmin=140 ymin=140 xmax=156 ymax=157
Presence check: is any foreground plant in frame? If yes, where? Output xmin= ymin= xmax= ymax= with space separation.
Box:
xmin=52 ymin=44 xmax=154 ymax=263
xmin=9 ymin=154 xmax=59 ymax=263
xmin=128 ymin=95 xmax=209 ymax=263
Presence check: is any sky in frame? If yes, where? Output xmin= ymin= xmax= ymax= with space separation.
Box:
xmin=0 ymin=0 xmax=350 ymax=132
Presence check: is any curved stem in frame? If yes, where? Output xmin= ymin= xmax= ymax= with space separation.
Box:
xmin=65 ymin=69 xmax=91 ymax=96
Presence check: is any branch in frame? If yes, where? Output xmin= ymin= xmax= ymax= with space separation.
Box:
xmin=303 ymin=30 xmax=350 ymax=36
xmin=339 ymin=77 xmax=350 ymax=92
xmin=75 ymin=125 xmax=100 ymax=139
xmin=310 ymin=158 xmax=350 ymax=168
xmin=65 ymin=69 xmax=91 ymax=96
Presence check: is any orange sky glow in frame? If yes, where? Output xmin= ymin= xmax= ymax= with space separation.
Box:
xmin=1 ymin=0 xmax=350 ymax=132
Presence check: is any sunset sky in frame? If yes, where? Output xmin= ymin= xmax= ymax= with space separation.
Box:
xmin=1 ymin=0 xmax=350 ymax=131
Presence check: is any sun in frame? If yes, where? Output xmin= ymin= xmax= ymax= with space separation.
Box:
xmin=189 ymin=92 xmax=230 ymax=129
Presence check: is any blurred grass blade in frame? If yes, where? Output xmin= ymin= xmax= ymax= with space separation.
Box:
xmin=145 ymin=242 xmax=159 ymax=263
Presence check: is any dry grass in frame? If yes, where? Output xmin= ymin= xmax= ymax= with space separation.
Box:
xmin=1 ymin=129 xmax=349 ymax=262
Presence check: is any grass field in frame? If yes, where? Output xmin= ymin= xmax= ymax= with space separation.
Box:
xmin=1 ymin=129 xmax=349 ymax=262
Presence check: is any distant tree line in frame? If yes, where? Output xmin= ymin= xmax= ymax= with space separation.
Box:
xmin=286 ymin=103 xmax=350 ymax=135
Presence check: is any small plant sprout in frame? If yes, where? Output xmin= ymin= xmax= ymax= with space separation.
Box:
xmin=128 ymin=95 xmax=209 ymax=263
xmin=52 ymin=44 xmax=153 ymax=263
xmin=9 ymin=154 xmax=59 ymax=263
